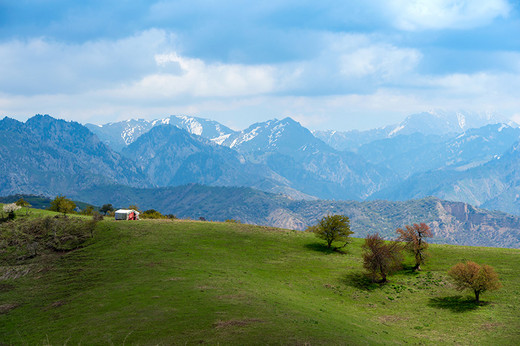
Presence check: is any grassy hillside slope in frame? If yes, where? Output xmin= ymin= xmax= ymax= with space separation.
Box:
xmin=1 ymin=218 xmax=519 ymax=344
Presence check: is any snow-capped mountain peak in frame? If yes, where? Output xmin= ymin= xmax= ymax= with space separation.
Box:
xmin=86 ymin=115 xmax=237 ymax=151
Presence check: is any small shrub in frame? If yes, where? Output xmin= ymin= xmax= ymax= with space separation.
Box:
xmin=81 ymin=206 xmax=95 ymax=216
xmin=92 ymin=211 xmax=104 ymax=222
xmin=2 ymin=203 xmax=21 ymax=220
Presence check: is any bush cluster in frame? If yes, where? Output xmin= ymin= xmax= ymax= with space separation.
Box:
xmin=0 ymin=216 xmax=97 ymax=263
xmin=141 ymin=209 xmax=168 ymax=219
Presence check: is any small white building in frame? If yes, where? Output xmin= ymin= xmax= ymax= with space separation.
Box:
xmin=114 ymin=209 xmax=140 ymax=220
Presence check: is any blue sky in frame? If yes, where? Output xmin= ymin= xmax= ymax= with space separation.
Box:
xmin=1 ymin=0 xmax=520 ymax=130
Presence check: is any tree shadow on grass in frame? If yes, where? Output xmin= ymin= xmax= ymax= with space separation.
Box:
xmin=304 ymin=243 xmax=348 ymax=255
xmin=341 ymin=272 xmax=382 ymax=291
xmin=428 ymin=295 xmax=488 ymax=313
xmin=397 ymin=264 xmax=421 ymax=276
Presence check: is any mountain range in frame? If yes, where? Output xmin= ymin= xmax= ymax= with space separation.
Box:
xmin=2 ymin=111 xmax=520 ymax=247
xmin=85 ymin=110 xmax=520 ymax=211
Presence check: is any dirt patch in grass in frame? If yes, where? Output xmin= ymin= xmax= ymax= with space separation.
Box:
xmin=0 ymin=303 xmax=20 ymax=314
xmin=481 ymin=322 xmax=503 ymax=331
xmin=0 ymin=265 xmax=32 ymax=280
xmin=166 ymin=277 xmax=185 ymax=281
xmin=378 ymin=315 xmax=408 ymax=325
xmin=213 ymin=318 xmax=265 ymax=329
xmin=146 ymin=261 xmax=163 ymax=267
xmin=217 ymin=293 xmax=248 ymax=301
xmin=44 ymin=300 xmax=66 ymax=310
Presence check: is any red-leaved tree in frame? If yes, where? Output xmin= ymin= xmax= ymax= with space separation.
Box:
xmin=448 ymin=261 xmax=501 ymax=302
xmin=396 ymin=223 xmax=433 ymax=271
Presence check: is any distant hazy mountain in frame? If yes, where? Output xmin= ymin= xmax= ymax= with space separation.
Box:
xmin=0 ymin=115 xmax=148 ymax=197
xmin=358 ymin=123 xmax=520 ymax=178
xmin=221 ymin=117 xmax=397 ymax=200
xmin=86 ymin=115 xmax=236 ymax=151
xmin=313 ymin=127 xmax=393 ymax=152
xmin=72 ymin=184 xmax=520 ymax=248
xmin=314 ymin=110 xmax=508 ymax=152
xmin=374 ymin=132 xmax=520 ymax=214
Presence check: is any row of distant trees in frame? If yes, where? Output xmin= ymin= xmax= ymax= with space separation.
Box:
xmin=43 ymin=196 xmax=177 ymax=219
xmin=1 ymin=195 xmax=174 ymax=220
xmin=309 ymin=215 xmax=501 ymax=302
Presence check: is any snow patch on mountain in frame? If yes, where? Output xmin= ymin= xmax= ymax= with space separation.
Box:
xmin=268 ymin=123 xmax=286 ymax=145
xmin=211 ymin=133 xmax=231 ymax=145
xmin=456 ymin=112 xmax=466 ymax=130
xmin=178 ymin=115 xmax=203 ymax=136
xmin=389 ymin=125 xmax=404 ymax=137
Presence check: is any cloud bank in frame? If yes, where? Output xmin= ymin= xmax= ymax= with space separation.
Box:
xmin=1 ymin=1 xmax=519 ymax=130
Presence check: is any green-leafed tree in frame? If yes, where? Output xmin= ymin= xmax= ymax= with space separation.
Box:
xmin=49 ymin=195 xmax=76 ymax=216
xmin=16 ymin=198 xmax=31 ymax=215
xmin=362 ymin=233 xmax=402 ymax=283
xmin=448 ymin=261 xmax=502 ymax=302
xmin=141 ymin=209 xmax=167 ymax=219
xmin=310 ymin=214 xmax=353 ymax=249
xmin=100 ymin=204 xmax=114 ymax=215
xmin=127 ymin=205 xmax=140 ymax=212
xmin=81 ymin=206 xmax=94 ymax=216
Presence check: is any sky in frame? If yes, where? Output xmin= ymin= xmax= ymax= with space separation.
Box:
xmin=1 ymin=0 xmax=520 ymax=131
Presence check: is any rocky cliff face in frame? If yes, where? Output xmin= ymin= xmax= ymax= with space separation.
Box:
xmin=431 ymin=200 xmax=520 ymax=247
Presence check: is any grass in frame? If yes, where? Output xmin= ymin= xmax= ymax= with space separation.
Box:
xmin=1 ymin=215 xmax=519 ymax=344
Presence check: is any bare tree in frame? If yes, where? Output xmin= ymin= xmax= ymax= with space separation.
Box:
xmin=396 ymin=223 xmax=433 ymax=271
xmin=362 ymin=233 xmax=402 ymax=283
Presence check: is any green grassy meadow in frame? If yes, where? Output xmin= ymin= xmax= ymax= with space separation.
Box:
xmin=1 ymin=212 xmax=519 ymax=344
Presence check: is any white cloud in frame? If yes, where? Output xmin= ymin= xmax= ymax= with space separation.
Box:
xmin=131 ymin=53 xmax=277 ymax=98
xmin=338 ymin=44 xmax=421 ymax=80
xmin=0 ymin=29 xmax=176 ymax=95
xmin=385 ymin=0 xmax=511 ymax=31
xmin=2 ymin=28 xmax=520 ymax=131
xmin=278 ymin=33 xmax=423 ymax=93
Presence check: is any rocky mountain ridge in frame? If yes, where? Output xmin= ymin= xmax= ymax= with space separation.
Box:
xmin=71 ymin=184 xmax=520 ymax=248
xmin=86 ymin=115 xmax=236 ymax=151
xmin=0 ymin=115 xmax=149 ymax=197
